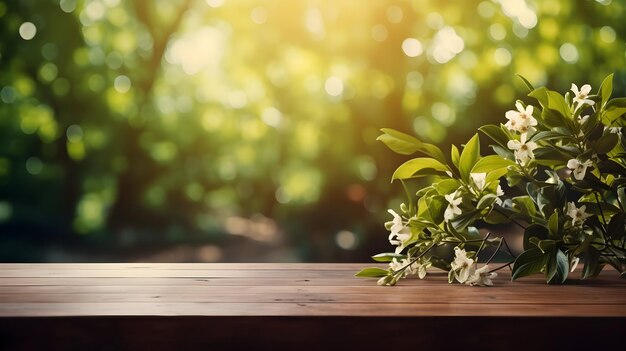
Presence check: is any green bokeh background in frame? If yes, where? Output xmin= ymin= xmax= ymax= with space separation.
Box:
xmin=0 ymin=0 xmax=624 ymax=262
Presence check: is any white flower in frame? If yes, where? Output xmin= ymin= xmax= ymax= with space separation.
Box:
xmin=387 ymin=209 xmax=411 ymax=254
xmin=566 ymin=158 xmax=593 ymax=181
xmin=571 ymin=83 xmax=595 ymax=107
xmin=570 ymin=257 xmax=580 ymax=273
xmin=466 ymin=265 xmax=497 ymax=286
xmin=444 ymin=190 xmax=463 ymax=221
xmin=507 ymin=133 xmax=538 ymax=165
xmin=578 ymin=114 xmax=590 ymax=124
xmin=451 ymin=247 xmax=474 ymax=283
xmin=389 ymin=258 xmax=408 ymax=277
xmin=504 ymin=101 xmax=537 ymax=133
xmin=389 ymin=258 xmax=429 ymax=279
xmin=495 ymin=185 xmax=504 ymax=206
xmin=377 ymin=275 xmax=395 ymax=286
xmin=470 ymin=173 xmax=487 ymax=191
xmin=566 ymin=202 xmax=592 ymax=227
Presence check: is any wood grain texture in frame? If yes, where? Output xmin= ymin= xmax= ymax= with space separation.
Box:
xmin=0 ymin=263 xmax=624 ymax=350
xmin=0 ymin=263 xmax=624 ymax=317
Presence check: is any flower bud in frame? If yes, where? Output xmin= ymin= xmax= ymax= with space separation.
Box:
xmin=377 ymin=275 xmax=397 ymax=286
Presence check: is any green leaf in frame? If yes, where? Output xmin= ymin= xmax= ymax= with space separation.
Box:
xmin=523 ymin=224 xmax=549 ymax=250
xmin=582 ymin=247 xmax=601 ymax=279
xmin=355 ymin=267 xmax=389 ymax=278
xmin=548 ymin=211 xmax=560 ymax=238
xmin=597 ymin=160 xmax=626 ymax=175
xmin=479 ymin=124 xmax=510 ymax=149
xmin=601 ymin=98 xmax=626 ymax=125
xmin=477 ymin=194 xmax=497 ymax=209
xmin=378 ymin=128 xmax=446 ymax=162
xmin=594 ymin=133 xmax=619 ymax=154
xmin=516 ymin=74 xmax=535 ymax=92
xmin=512 ymin=196 xmax=537 ymax=218
xmin=491 ymin=145 xmax=515 ymax=160
xmin=377 ymin=128 xmax=423 ymax=155
xmin=532 ymin=147 xmax=569 ymax=164
xmin=416 ymin=195 xmax=431 ymax=221
xmin=607 ymin=213 xmax=625 ymax=240
xmin=599 ymin=73 xmax=613 ymax=109
xmin=484 ymin=206 xmax=510 ymax=224
xmin=546 ymin=249 xmax=569 ymax=284
xmin=546 ymin=90 xmax=571 ymax=119
xmin=528 ymin=130 xmax=572 ymax=143
xmin=512 ymin=248 xmax=547 ymax=280
xmin=537 ymin=239 xmax=556 ymax=253
xmin=392 ymin=157 xmax=448 ymax=181
xmin=371 ymin=253 xmax=405 ymax=263
xmin=471 ymin=155 xmax=515 ymax=173
xmin=459 ymin=134 xmax=480 ymax=182
xmin=618 ymin=188 xmax=626 ymax=211
xmin=433 ymin=178 xmax=461 ymax=195
xmin=579 ymin=202 xmax=621 ymax=217
xmin=540 ymin=108 xmax=567 ymax=128
xmin=540 ymin=182 xmax=567 ymax=210
xmin=450 ymin=209 xmax=480 ymax=231
xmin=485 ymin=167 xmax=508 ymax=184
xmin=451 ymin=144 xmax=460 ymax=170
xmin=529 ymin=87 xmax=549 ymax=107
xmin=427 ymin=195 xmax=447 ymax=224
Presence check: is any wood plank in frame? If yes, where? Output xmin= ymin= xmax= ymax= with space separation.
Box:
xmin=0 ymin=268 xmax=377 ymax=278
xmin=1 ymin=263 xmax=624 ymax=350
xmin=2 ymin=302 xmax=626 ymax=317
xmin=0 ymin=263 xmax=624 ymax=318
xmin=0 ymin=263 xmax=369 ymax=270
xmin=1 ymin=285 xmax=625 ymax=304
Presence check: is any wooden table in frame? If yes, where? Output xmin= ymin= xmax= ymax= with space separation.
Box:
xmin=1 ymin=263 xmax=625 ymax=350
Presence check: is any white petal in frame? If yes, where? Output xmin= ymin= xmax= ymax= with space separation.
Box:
xmin=519 ymin=132 xmax=528 ymax=144
xmin=581 ymin=84 xmax=592 ymax=95
xmin=507 ymin=140 xmax=520 ymax=150
xmin=570 ymin=83 xmax=579 ymax=95
xmin=505 ymin=110 xmax=520 ymax=121
xmin=566 ymin=159 xmax=579 ymax=169
xmin=573 ymin=168 xmax=585 ymax=180
xmin=525 ymin=105 xmax=533 ymax=116
xmin=515 ymin=101 xmax=525 ymax=112
xmin=457 ymin=268 xmax=470 ymax=283
xmin=570 ymin=257 xmax=579 ymax=273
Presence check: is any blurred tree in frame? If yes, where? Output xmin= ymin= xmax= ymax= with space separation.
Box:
xmin=0 ymin=0 xmax=624 ymax=262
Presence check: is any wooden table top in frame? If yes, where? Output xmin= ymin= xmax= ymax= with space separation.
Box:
xmin=1 ymin=263 xmax=625 ymax=318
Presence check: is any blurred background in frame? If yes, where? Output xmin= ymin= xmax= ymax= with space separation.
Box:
xmin=0 ymin=0 xmax=624 ymax=262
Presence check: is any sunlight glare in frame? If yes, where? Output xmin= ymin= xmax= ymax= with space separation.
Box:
xmin=166 ymin=27 xmax=223 ymax=75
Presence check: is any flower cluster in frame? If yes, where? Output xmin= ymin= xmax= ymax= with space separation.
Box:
xmin=357 ymin=74 xmax=626 ymax=287
xmin=449 ymin=248 xmax=497 ymax=286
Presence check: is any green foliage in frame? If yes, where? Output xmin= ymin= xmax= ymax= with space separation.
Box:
xmin=391 ymin=158 xmax=448 ymax=181
xmin=355 ymin=267 xmax=389 ymax=277
xmin=472 ymin=155 xmax=515 ymax=173
xmin=371 ymin=253 xmax=405 ymax=262
xmin=363 ymin=73 xmax=626 ymax=287
xmin=458 ymin=134 xmax=480 ymax=182
xmin=378 ymin=128 xmax=446 ymax=162
xmin=512 ymin=248 xmax=547 ymax=280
